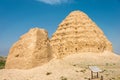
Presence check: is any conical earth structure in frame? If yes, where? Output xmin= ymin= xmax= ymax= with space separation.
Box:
xmin=50 ymin=11 xmax=112 ymax=58
xmin=5 ymin=28 xmax=52 ymax=69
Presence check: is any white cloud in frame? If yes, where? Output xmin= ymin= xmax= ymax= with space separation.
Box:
xmin=37 ymin=0 xmax=73 ymax=5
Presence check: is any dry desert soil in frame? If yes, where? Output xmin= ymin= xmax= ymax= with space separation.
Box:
xmin=0 ymin=52 xmax=120 ymax=80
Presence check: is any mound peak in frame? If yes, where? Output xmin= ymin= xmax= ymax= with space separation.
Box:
xmin=50 ymin=10 xmax=112 ymax=58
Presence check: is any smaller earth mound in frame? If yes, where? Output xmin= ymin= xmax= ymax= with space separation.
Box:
xmin=5 ymin=28 xmax=53 ymax=69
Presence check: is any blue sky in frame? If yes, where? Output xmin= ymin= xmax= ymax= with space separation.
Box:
xmin=0 ymin=0 xmax=120 ymax=56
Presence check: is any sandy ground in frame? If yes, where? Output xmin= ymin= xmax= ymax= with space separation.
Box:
xmin=0 ymin=52 xmax=120 ymax=80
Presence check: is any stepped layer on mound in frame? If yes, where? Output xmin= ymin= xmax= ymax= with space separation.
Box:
xmin=5 ymin=28 xmax=52 ymax=69
xmin=5 ymin=10 xmax=113 ymax=69
xmin=50 ymin=11 xmax=112 ymax=58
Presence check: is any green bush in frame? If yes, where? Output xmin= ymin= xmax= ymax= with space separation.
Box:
xmin=0 ymin=56 xmax=6 ymax=69
xmin=0 ymin=61 xmax=6 ymax=69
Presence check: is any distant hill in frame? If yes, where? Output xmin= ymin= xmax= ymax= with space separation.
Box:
xmin=0 ymin=56 xmax=6 ymax=69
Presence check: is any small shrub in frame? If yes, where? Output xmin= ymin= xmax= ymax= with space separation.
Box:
xmin=80 ymin=69 xmax=86 ymax=73
xmin=46 ymin=72 xmax=52 ymax=75
xmin=106 ymin=63 xmax=109 ymax=66
xmin=73 ymin=64 xmax=77 ymax=66
xmin=75 ymin=70 xmax=79 ymax=72
xmin=60 ymin=76 xmax=67 ymax=80
xmin=105 ymin=73 xmax=109 ymax=76
xmin=113 ymin=63 xmax=116 ymax=65
xmin=111 ymin=77 xmax=115 ymax=80
xmin=118 ymin=76 xmax=120 ymax=79
xmin=100 ymin=69 xmax=106 ymax=73
xmin=84 ymin=77 xmax=88 ymax=79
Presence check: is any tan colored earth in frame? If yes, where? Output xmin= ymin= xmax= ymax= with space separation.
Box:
xmin=0 ymin=52 xmax=120 ymax=80
xmin=6 ymin=10 xmax=113 ymax=69
xmin=5 ymin=28 xmax=52 ymax=69
xmin=0 ymin=10 xmax=120 ymax=80
xmin=50 ymin=11 xmax=112 ymax=58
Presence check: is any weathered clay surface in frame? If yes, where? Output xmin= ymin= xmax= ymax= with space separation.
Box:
xmin=5 ymin=10 xmax=113 ymax=69
xmin=5 ymin=28 xmax=52 ymax=69
xmin=50 ymin=11 xmax=112 ymax=58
